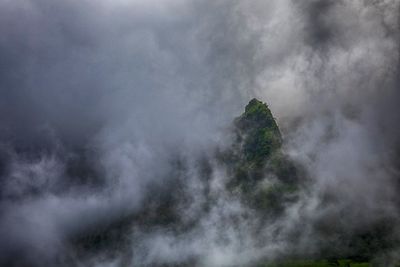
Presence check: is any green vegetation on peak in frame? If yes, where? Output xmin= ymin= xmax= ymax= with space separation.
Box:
xmin=234 ymin=98 xmax=282 ymax=167
xmin=241 ymin=98 xmax=281 ymax=133
xmin=239 ymin=98 xmax=281 ymax=139
xmin=223 ymin=98 xmax=299 ymax=212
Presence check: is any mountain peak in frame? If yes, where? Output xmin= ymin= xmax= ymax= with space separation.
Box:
xmin=236 ymin=99 xmax=282 ymax=154
xmin=238 ymin=99 xmax=280 ymax=133
xmin=227 ymin=99 xmax=298 ymax=210
xmin=245 ymin=98 xmax=265 ymax=113
xmin=229 ymin=99 xmax=283 ymax=178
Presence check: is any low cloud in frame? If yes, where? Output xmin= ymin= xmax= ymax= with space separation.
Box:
xmin=0 ymin=0 xmax=399 ymax=266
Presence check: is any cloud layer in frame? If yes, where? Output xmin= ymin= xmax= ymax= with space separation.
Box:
xmin=0 ymin=0 xmax=399 ymax=266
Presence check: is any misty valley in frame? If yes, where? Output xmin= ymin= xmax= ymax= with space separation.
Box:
xmin=0 ymin=1 xmax=399 ymax=267
xmin=70 ymin=100 xmax=400 ymax=267
xmin=1 ymin=99 xmax=399 ymax=267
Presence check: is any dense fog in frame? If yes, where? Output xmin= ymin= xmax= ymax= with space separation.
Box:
xmin=0 ymin=1 xmax=399 ymax=266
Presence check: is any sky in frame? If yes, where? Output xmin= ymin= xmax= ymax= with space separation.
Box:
xmin=0 ymin=0 xmax=399 ymax=266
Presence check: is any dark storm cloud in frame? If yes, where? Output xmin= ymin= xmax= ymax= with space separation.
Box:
xmin=0 ymin=1 xmax=255 ymax=265
xmin=300 ymin=0 xmax=339 ymax=48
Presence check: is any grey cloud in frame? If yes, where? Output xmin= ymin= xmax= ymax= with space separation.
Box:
xmin=0 ymin=0 xmax=399 ymax=266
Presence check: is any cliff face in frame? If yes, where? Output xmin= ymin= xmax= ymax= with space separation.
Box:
xmin=234 ymin=98 xmax=282 ymax=168
xmin=225 ymin=98 xmax=299 ymax=211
